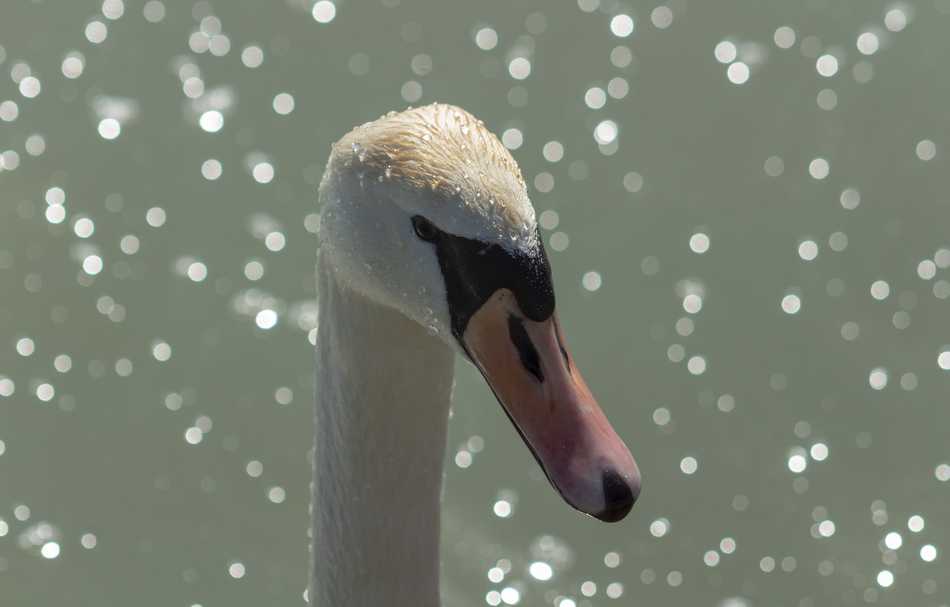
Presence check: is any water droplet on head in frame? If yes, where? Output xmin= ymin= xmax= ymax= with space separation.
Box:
xmin=351 ymin=142 xmax=366 ymax=163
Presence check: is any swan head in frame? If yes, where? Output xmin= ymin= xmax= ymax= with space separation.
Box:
xmin=319 ymin=103 xmax=640 ymax=522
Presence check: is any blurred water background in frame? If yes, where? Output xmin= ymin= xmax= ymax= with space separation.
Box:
xmin=2 ymin=1 xmax=950 ymax=605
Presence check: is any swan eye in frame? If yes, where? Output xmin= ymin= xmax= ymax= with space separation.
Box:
xmin=412 ymin=216 xmax=439 ymax=242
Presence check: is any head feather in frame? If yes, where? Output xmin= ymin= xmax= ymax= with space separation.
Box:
xmin=327 ymin=103 xmax=535 ymax=238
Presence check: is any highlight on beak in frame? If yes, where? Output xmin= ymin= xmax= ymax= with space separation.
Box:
xmin=461 ymin=289 xmax=641 ymax=522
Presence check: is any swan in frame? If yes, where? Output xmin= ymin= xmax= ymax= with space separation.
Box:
xmin=312 ymin=103 xmax=641 ymax=606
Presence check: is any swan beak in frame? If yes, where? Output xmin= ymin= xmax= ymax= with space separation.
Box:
xmin=462 ymin=290 xmax=641 ymax=522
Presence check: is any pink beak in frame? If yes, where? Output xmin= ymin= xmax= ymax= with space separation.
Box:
xmin=462 ymin=289 xmax=640 ymax=522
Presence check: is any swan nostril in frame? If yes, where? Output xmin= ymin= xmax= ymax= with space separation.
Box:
xmin=596 ymin=468 xmax=637 ymax=523
xmin=507 ymin=314 xmax=543 ymax=382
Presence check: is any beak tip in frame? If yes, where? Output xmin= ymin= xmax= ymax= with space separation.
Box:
xmin=594 ymin=468 xmax=641 ymax=523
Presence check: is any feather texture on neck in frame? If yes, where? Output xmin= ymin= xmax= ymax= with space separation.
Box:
xmin=311 ymin=259 xmax=455 ymax=607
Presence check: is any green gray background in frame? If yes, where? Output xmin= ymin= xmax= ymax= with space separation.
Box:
xmin=2 ymin=0 xmax=950 ymax=605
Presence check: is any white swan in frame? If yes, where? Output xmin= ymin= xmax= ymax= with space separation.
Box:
xmin=312 ymin=103 xmax=640 ymax=606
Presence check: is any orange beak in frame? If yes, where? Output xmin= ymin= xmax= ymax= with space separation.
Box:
xmin=462 ymin=289 xmax=640 ymax=522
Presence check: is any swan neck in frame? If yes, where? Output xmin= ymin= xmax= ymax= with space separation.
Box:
xmin=311 ymin=259 xmax=455 ymax=607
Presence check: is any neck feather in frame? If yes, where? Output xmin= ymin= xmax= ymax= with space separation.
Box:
xmin=311 ymin=259 xmax=455 ymax=607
